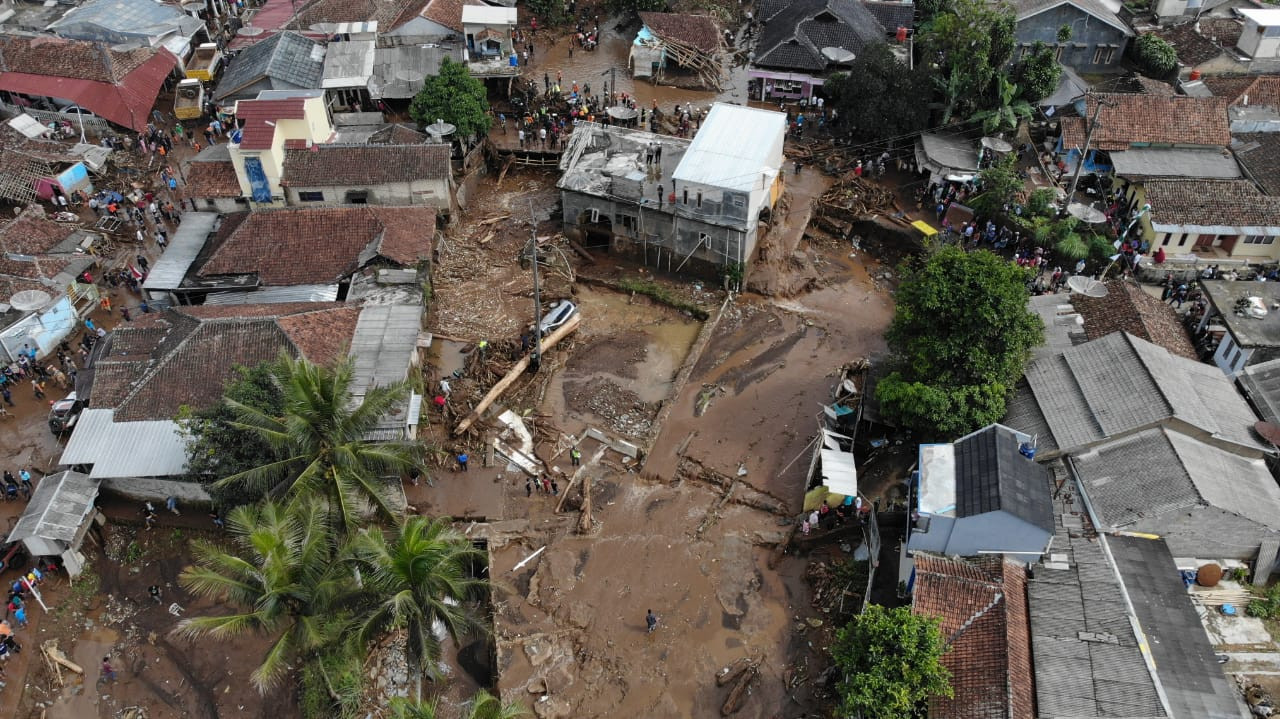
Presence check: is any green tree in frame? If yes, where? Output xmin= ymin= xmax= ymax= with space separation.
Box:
xmin=876 ymin=246 xmax=1043 ymax=438
xmin=181 ymin=362 xmax=284 ymax=509
xmin=1132 ymin=33 xmax=1178 ymax=76
xmin=824 ymin=44 xmax=931 ymax=144
xmin=968 ymin=154 xmax=1022 ymax=217
xmin=969 ymin=76 xmax=1032 ymax=134
xmin=830 ymin=605 xmax=952 ymax=719
xmin=215 ymin=353 xmax=423 ymax=533
xmin=349 ymin=517 xmax=490 ymax=700
xmin=409 ymin=58 xmax=491 ymax=139
xmin=175 ymin=499 xmax=350 ymax=691
xmin=919 ymin=0 xmax=1016 ymax=121
xmin=1012 ymin=41 xmax=1061 ymax=103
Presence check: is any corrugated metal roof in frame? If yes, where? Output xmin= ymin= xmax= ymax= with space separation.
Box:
xmin=7 ymin=470 xmax=100 ymax=548
xmin=349 ymin=304 xmax=422 ymax=397
xmin=1110 ymin=148 xmax=1241 ymax=179
xmin=672 ymin=103 xmax=785 ymax=193
xmin=203 ymin=284 xmax=340 ymax=304
xmin=142 ymin=212 xmax=218 ymax=291
xmin=60 ymin=409 xmax=190 ymax=478
xmin=817 ymin=428 xmax=856 ymax=496
xmin=321 ymin=40 xmax=375 ymax=88
xmin=50 ymin=0 xmax=204 ymax=42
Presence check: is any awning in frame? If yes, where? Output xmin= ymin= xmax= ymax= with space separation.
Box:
xmin=911 ymin=220 xmax=938 ymax=236
xmin=0 ymin=49 xmax=177 ymax=132
xmin=817 ymin=428 xmax=857 ymax=497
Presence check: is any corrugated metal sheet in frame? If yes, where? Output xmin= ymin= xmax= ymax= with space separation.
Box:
xmin=321 ymin=40 xmax=375 ymax=88
xmin=203 ymin=284 xmax=339 ymax=304
xmin=672 ymin=103 xmax=785 ymax=193
xmin=60 ymin=409 xmax=189 ymax=478
xmin=7 ymin=470 xmax=100 ymax=551
xmin=349 ymin=304 xmax=422 ymax=397
xmin=1110 ymin=148 xmax=1242 ymax=179
xmin=817 ymin=428 xmax=856 ymax=496
xmin=142 ymin=212 xmax=219 ymax=291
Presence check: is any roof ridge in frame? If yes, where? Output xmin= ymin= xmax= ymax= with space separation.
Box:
xmin=111 ymin=314 xmax=203 ymax=416
xmin=1120 ymin=332 xmax=1179 ymax=419
xmin=944 ymin=591 xmax=1005 ymax=649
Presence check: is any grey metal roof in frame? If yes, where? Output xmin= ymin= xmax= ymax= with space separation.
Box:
xmin=321 ymin=40 xmax=375 ymax=88
xmin=142 ymin=212 xmax=218 ymax=292
xmin=1107 ymin=535 xmax=1251 ymax=719
xmin=1110 ymin=148 xmax=1242 ymax=179
xmin=349 ymin=304 xmax=422 ymax=440
xmin=50 ymin=0 xmax=203 ymax=43
xmin=203 ymin=284 xmax=340 ymax=304
xmin=368 ymin=44 xmax=460 ymax=100
xmin=917 ymin=133 xmax=980 ymax=173
xmin=1200 ymin=280 xmax=1280 ymax=349
xmin=7 ymin=470 xmax=100 ymax=549
xmin=1239 ymin=357 xmax=1280 ymax=425
xmin=60 ymin=409 xmax=190 ymax=478
xmin=1072 ymin=426 xmax=1280 ymax=530
xmin=1024 ymin=331 xmax=1265 ymax=455
xmin=1028 ymin=468 xmax=1168 ymax=719
xmin=952 ymin=424 xmax=1054 ymax=533
xmin=1039 ymin=64 xmax=1089 ymax=108
xmin=215 ymin=32 xmax=326 ymax=101
xmin=1002 ymin=380 xmax=1060 ymax=454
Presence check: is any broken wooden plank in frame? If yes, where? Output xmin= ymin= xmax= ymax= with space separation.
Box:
xmin=565 ymin=236 xmax=597 ymax=264
xmin=453 ymin=314 xmax=581 ymax=435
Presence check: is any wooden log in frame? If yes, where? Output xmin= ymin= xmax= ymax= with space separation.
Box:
xmin=716 ymin=658 xmax=752 ymax=687
xmin=565 ymin=236 xmax=597 ymax=264
xmin=453 ymin=314 xmax=581 ymax=435
xmin=721 ymin=665 xmax=758 ymax=716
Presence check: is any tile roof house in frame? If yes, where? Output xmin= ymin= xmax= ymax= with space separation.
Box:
xmin=1006 ymin=0 xmax=1132 ymax=72
xmin=184 ymin=144 xmax=247 ymax=213
xmin=214 ymin=32 xmax=326 ymax=103
xmin=1153 ymin=19 xmax=1248 ymax=76
xmin=1203 ymin=75 xmax=1280 ymax=133
xmin=1003 ymin=331 xmax=1267 ymax=458
xmin=61 ymin=301 xmax=424 ymax=478
xmin=195 ymin=205 xmax=433 ymax=288
xmin=637 ymin=12 xmax=722 ymax=53
xmin=911 ymin=555 xmax=1033 ymax=719
xmin=1072 ymin=425 xmax=1280 ymax=560
xmin=910 ymin=424 xmax=1054 ymax=561
xmin=1068 ymin=279 xmax=1198 ymax=359
xmin=1133 ymin=178 xmax=1280 ymax=260
xmin=280 ymin=143 xmax=453 ymax=209
xmin=754 ymin=0 xmax=885 ymax=73
xmin=1059 ymin=94 xmax=1232 ymax=151
xmin=0 ymin=34 xmax=178 ymax=132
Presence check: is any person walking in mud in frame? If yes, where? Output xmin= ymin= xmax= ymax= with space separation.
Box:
xmin=646 ymin=609 xmax=658 ymax=634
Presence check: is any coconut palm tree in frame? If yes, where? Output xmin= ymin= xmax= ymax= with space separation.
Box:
xmin=388 ymin=690 xmax=527 ymax=719
xmin=350 ymin=516 xmax=489 ymax=700
xmin=174 ymin=499 xmax=350 ymax=691
xmin=215 ymin=352 xmax=423 ymax=531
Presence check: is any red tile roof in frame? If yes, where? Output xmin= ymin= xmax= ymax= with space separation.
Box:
xmin=92 ymin=304 xmax=359 ymax=420
xmin=418 ymin=0 xmax=475 ymax=32
xmin=1204 ymin=74 xmax=1280 ymax=111
xmin=912 ymin=555 xmax=1032 ymax=719
xmin=1060 ymin=94 xmax=1232 ymax=151
xmin=1073 ymin=280 xmax=1198 ymax=359
xmin=1142 ymin=178 xmax=1280 ymax=228
xmin=235 ymin=98 xmax=307 ymax=150
xmin=294 ymin=0 xmax=432 ymax=31
xmin=0 ymin=36 xmax=177 ymax=132
xmin=197 ymin=206 xmax=433 ymax=285
xmin=282 ymin=143 xmax=450 ymax=186
xmin=638 ymin=12 xmax=723 ymax=53
xmin=0 ymin=206 xmax=82 ymax=286
xmin=185 ymin=160 xmax=243 ymax=198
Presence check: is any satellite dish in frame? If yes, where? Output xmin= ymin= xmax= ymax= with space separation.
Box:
xmin=1066 ymin=275 xmax=1108 ymax=298
xmin=237 ymin=25 xmax=264 ymax=36
xmin=9 ymin=289 xmax=52 ymax=311
xmin=606 ymin=105 xmax=638 ymax=120
xmin=821 ymin=46 xmax=856 ymax=63
xmin=425 ymin=120 xmax=455 ymax=142
xmin=1067 ymin=202 xmax=1107 ymax=224
xmin=980 ymin=136 xmax=1013 ymax=153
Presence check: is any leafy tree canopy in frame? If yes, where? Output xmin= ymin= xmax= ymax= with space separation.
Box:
xmin=968 ymin=154 xmax=1023 ymax=217
xmin=824 ymin=44 xmax=932 ymax=145
xmin=830 ymin=605 xmax=952 ymax=719
xmin=919 ymin=0 xmax=1016 ymax=121
xmin=877 ymin=245 xmax=1043 ymax=438
xmin=1012 ymin=41 xmax=1061 ymax=103
xmin=1132 ymin=33 xmax=1178 ymax=77
xmin=410 ymin=58 xmax=492 ymax=138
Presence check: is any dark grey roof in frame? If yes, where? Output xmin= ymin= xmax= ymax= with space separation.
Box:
xmin=1240 ymin=357 xmax=1280 ymax=425
xmin=215 ymin=32 xmax=326 ymax=101
xmin=1002 ymin=380 xmax=1060 ymax=454
xmin=1072 ymin=426 xmax=1280 ymax=530
xmin=1006 ymin=0 xmax=1132 ymax=35
xmin=1022 ymin=331 xmax=1265 ymax=455
xmin=953 ymin=424 xmax=1054 ymax=533
xmin=862 ymin=0 xmax=915 ymax=31
xmin=1107 ymin=535 xmax=1250 ymax=719
xmin=1028 ymin=467 xmax=1168 ymax=719
xmin=754 ymin=0 xmax=885 ymax=72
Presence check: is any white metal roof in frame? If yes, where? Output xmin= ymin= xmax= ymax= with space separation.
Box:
xmin=7 ymin=113 xmax=46 ymax=139
xmin=1240 ymin=7 xmax=1280 ymax=25
xmin=7 ymin=470 xmax=100 ymax=555
xmin=143 ymin=212 xmax=218 ymax=291
xmin=321 ymin=40 xmax=376 ymax=89
xmin=60 ymin=409 xmax=190 ymax=478
xmin=917 ymin=442 xmax=956 ymax=515
xmin=461 ymin=5 xmax=517 ymax=25
xmin=817 ymin=429 xmax=857 ymax=496
xmin=672 ymin=103 xmax=786 ymax=193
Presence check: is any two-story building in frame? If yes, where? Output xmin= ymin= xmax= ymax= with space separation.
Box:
xmin=558 ymin=103 xmax=785 ymax=279
xmin=227 ymin=91 xmax=334 ymax=205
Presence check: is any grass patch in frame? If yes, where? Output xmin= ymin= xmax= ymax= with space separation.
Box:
xmin=615 ymin=278 xmax=710 ymax=320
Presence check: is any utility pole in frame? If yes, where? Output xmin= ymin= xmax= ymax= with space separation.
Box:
xmin=1064 ymin=93 xmax=1110 ymax=210
xmin=528 ymin=201 xmax=542 ymax=374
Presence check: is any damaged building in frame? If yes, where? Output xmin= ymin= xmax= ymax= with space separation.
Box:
xmin=557 ymin=103 xmax=786 ymax=279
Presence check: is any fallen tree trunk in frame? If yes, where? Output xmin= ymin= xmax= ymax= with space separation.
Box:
xmin=721 ymin=664 xmax=759 ymax=715
xmin=454 ymin=314 xmax=581 ymax=435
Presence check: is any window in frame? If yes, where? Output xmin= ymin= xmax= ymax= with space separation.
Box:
xmin=344 ymin=190 xmax=369 ymax=204
xmin=683 ymin=189 xmax=689 ymax=204
xmin=1162 ymin=233 xmax=1173 ymax=246
xmin=731 ymin=194 xmax=746 ymax=208
xmin=698 ymin=232 xmax=711 ymax=245
xmin=298 ymin=191 xmax=324 ymax=202
xmin=206 ymin=199 xmax=218 ymax=209
xmin=616 ymin=214 xmax=637 ymax=232
xmin=1178 ymin=233 xmax=1189 ymax=247
xmin=1264 ymin=25 xmax=1280 ymax=38
xmin=1245 ymin=235 xmax=1275 ymax=244
xmin=696 ymin=191 xmax=702 ymax=208
xmin=1018 ymin=44 xmax=1029 ymax=60
xmin=1093 ymin=45 xmax=1116 ymax=64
